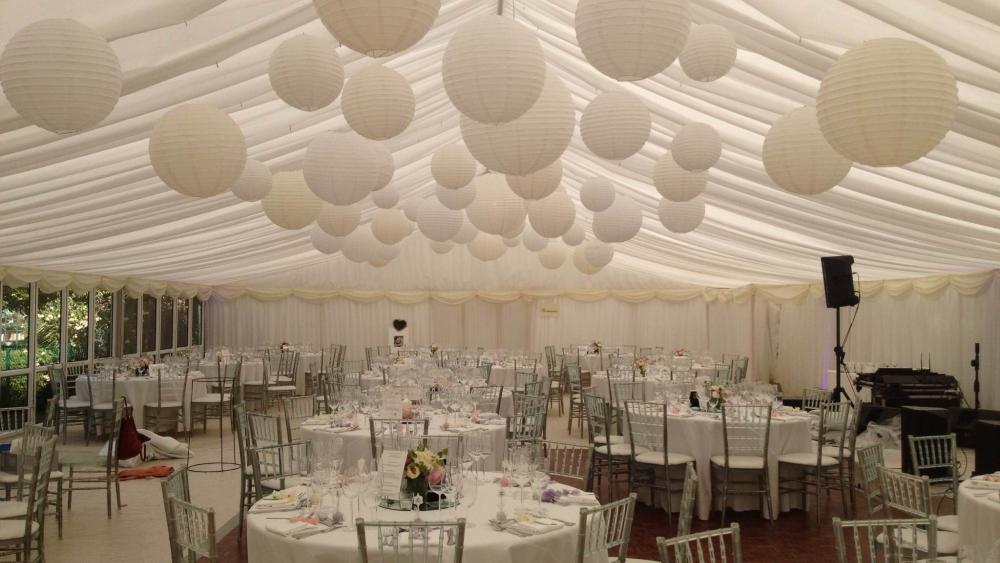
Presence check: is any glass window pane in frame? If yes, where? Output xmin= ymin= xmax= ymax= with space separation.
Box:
xmin=176 ymin=298 xmax=189 ymax=348
xmin=160 ymin=297 xmax=174 ymax=351
xmin=192 ymin=298 xmax=203 ymax=346
xmin=36 ymin=290 xmax=62 ymax=367
xmin=67 ymin=289 xmax=90 ymax=363
xmin=141 ymin=295 xmax=157 ymax=355
xmin=123 ymin=295 xmax=138 ymax=355
xmin=94 ymin=290 xmax=113 ymax=359
xmin=1 ymin=285 xmax=30 ymax=371
xmin=0 ymin=374 xmax=29 ymax=408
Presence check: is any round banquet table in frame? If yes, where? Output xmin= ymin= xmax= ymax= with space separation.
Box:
xmin=487 ymin=364 xmax=546 ymax=388
xmin=958 ymin=477 xmax=1000 ymax=562
xmin=75 ymin=373 xmax=204 ymax=429
xmin=589 ymin=372 xmax=690 ymax=403
xmin=199 ymin=358 xmax=265 ymax=387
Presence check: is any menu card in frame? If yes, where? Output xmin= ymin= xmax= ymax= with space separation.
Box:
xmin=379 ymin=450 xmax=408 ymax=498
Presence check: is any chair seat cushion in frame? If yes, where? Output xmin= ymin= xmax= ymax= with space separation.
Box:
xmin=0 ymin=472 xmax=18 ymax=485
xmin=877 ymin=529 xmax=960 ymax=555
xmin=0 ymin=501 xmax=28 ymax=519
xmin=710 ymin=455 xmax=765 ymax=470
xmin=635 ymin=451 xmax=696 ymax=466
xmin=260 ymin=476 xmax=305 ymax=491
xmin=595 ymin=443 xmax=645 ymax=457
xmin=56 ymin=446 xmax=105 ymax=467
xmin=144 ymin=401 xmax=183 ymax=409
xmin=820 ymin=445 xmax=849 ymax=459
xmin=271 ymin=377 xmax=294 ymax=384
xmin=593 ymin=435 xmax=625 ymax=445
xmin=778 ymin=452 xmax=839 ymax=467
xmin=62 ymin=398 xmax=91 ymax=409
xmin=269 ymin=385 xmax=297 ymax=392
xmin=49 ymin=470 xmax=63 ymax=480
xmin=937 ymin=514 xmax=960 ymax=533
xmin=0 ymin=519 xmax=37 ymax=540
xmin=92 ymin=402 xmax=115 ymax=411
xmin=191 ymin=394 xmax=230 ymax=404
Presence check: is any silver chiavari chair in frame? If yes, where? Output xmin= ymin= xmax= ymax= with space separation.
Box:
xmin=908 ymin=433 xmax=959 ymax=508
xmin=169 ymin=496 xmax=218 ymax=563
xmin=878 ymin=467 xmax=960 ymax=556
xmin=624 ymin=401 xmax=694 ymax=523
xmin=711 ymin=403 xmax=772 ymax=526
xmin=469 ymin=385 xmax=504 ymax=415
xmin=576 ymin=493 xmax=658 ymax=563
xmin=282 ymin=395 xmax=317 ymax=440
xmin=856 ymin=444 xmax=885 ymax=517
xmin=538 ymin=440 xmax=591 ymax=489
xmin=677 ymin=463 xmax=698 ymax=538
xmin=802 ymin=387 xmax=832 ymax=411
xmin=355 ymin=518 xmax=466 ymax=563
xmin=831 ymin=517 xmax=935 ymax=563
xmin=248 ymin=441 xmax=312 ymax=501
xmin=582 ymin=394 xmax=630 ymax=499
xmin=657 ymin=524 xmax=742 ymax=563
xmin=160 ymin=467 xmax=190 ymax=562
xmin=506 ymin=393 xmax=547 ymax=445
xmin=369 ymin=418 xmax=429 ymax=469
xmin=0 ymin=436 xmax=56 ymax=563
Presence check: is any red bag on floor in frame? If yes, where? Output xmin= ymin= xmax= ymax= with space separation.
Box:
xmin=119 ymin=465 xmax=174 ymax=480
xmin=117 ymin=396 xmax=148 ymax=460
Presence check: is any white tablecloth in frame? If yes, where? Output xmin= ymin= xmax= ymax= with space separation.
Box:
xmin=958 ymin=478 xmax=1000 ymax=562
xmin=488 ymin=364 xmax=546 ymax=388
xmin=199 ymin=358 xmax=265 ymax=386
xmin=75 ymin=374 xmax=204 ymax=429
xmin=589 ymin=373 xmax=692 ymax=403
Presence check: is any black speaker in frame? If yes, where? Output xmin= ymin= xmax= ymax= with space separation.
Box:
xmin=900 ymin=406 xmax=950 ymax=474
xmin=975 ymin=420 xmax=1000 ymax=475
xmin=821 ymin=255 xmax=860 ymax=308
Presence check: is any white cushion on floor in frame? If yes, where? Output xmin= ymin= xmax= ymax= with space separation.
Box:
xmin=710 ymin=455 xmax=765 ymax=469
xmin=778 ymin=452 xmax=839 ymax=467
xmin=936 ymin=514 xmax=960 ymax=533
xmin=595 ymin=443 xmax=644 ymax=457
xmin=635 ymin=451 xmax=696 ymax=466
xmin=593 ymin=435 xmax=625 ymax=445
xmin=0 ymin=501 xmax=28 ymax=519
xmin=0 ymin=519 xmax=37 ymax=540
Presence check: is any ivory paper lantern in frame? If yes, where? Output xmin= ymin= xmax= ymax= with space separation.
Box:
xmin=371 ymin=208 xmax=413 ymax=245
xmin=538 ymin=243 xmax=567 ymax=269
xmin=316 ymin=203 xmax=360 ymax=237
xmin=262 ymin=171 xmax=321 ymax=230
xmin=593 ymin=195 xmax=642 ymax=243
xmin=580 ymin=177 xmax=616 ymax=212
xmin=503 ymin=235 xmax=520 ymax=248
xmin=763 ymin=106 xmax=851 ymax=195
xmin=575 ymin=0 xmax=690 ymax=81
xmin=506 ymin=160 xmax=562 ymax=200
xmin=527 ymin=190 xmax=575 ymax=239
xmin=562 ymin=223 xmax=586 ymax=246
xmin=460 ymin=73 xmax=574 ymax=176
xmin=467 ymin=233 xmax=507 ymax=261
xmin=436 ymin=183 xmax=475 ymax=210
xmin=658 ymin=197 xmax=705 ymax=233
xmin=402 ymin=198 xmax=423 ymax=222
xmin=452 ymin=219 xmax=477 ymax=244
xmin=369 ymin=255 xmax=391 ymax=268
xmin=816 ymin=38 xmax=957 ymax=166
xmin=417 ymin=198 xmax=463 ymax=242
xmin=231 ymin=159 xmax=272 ymax=202
xmin=268 ymin=34 xmax=343 ymax=111
xmin=442 ymin=15 xmax=546 ymax=124
xmin=0 ymin=19 xmax=122 ymax=133
xmin=501 ymin=219 xmax=526 ymax=238
xmin=521 ymin=226 xmax=549 ymax=252
xmin=583 ymin=241 xmax=614 ymax=268
xmin=309 ymin=225 xmax=343 ymax=254
xmin=342 ymin=227 xmax=377 ymax=263
xmin=375 ymin=243 xmax=400 ymax=262
xmin=429 ymin=240 xmax=454 ymax=254
xmin=580 ymin=91 xmax=650 ymax=160
xmin=149 ymin=104 xmax=247 ymax=197
xmin=431 ymin=144 xmax=477 ymax=189
xmin=313 ymin=0 xmax=441 ymax=57
xmin=679 ymin=24 xmax=737 ymax=82
xmin=342 ymin=64 xmax=415 ymax=140
xmin=304 ymin=132 xmax=378 ymax=205
xmin=671 ymin=122 xmax=721 ymax=172
xmin=465 ymin=173 xmax=527 ymax=236
xmin=653 ymin=154 xmax=707 ymax=202
xmin=371 ymin=185 xmax=399 ymax=209
xmin=573 ymin=245 xmax=602 ymax=274
xmin=372 ymin=143 xmax=395 ymax=190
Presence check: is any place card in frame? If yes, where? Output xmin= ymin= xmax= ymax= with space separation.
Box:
xmin=379 ymin=450 xmax=408 ymax=498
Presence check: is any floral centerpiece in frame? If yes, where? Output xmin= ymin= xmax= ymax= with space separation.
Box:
xmin=591 ymin=340 xmax=602 ymax=354
xmin=130 ymin=356 xmax=151 ymax=376
xmin=400 ymin=398 xmax=416 ymax=419
xmin=430 ymin=343 xmax=439 ymax=355
xmin=279 ymin=341 xmax=290 ymax=350
xmin=673 ymin=347 xmax=688 ymax=357
xmin=703 ymin=381 xmax=731 ymax=412
xmin=403 ymin=445 xmax=447 ymax=498
xmin=636 ymin=356 xmax=650 ymax=377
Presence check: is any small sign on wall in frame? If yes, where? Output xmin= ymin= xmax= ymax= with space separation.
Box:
xmin=540 ymin=299 xmax=559 ymax=316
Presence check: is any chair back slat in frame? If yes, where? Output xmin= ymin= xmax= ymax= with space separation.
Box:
xmin=283 ymin=395 xmax=317 ymax=439
xmin=802 ymin=387 xmax=832 ymax=411
xmin=624 ymin=401 xmax=666 ymax=454
xmin=879 ymin=467 xmax=932 ymax=518
xmin=170 ymin=496 xmax=218 ymax=562
xmin=831 ymin=517 xmax=934 ymax=563
xmin=856 ymin=444 xmax=885 ymax=516
xmin=355 ymin=518 xmax=466 ymax=563
xmin=657 ymin=523 xmax=742 ymax=563
xmin=160 ymin=467 xmax=191 ymax=563
xmin=539 ymin=440 xmax=591 ymax=484
xmin=247 ymin=411 xmax=283 ymax=447
xmin=577 ymin=493 xmax=638 ymax=563
xmin=507 ymin=393 xmax=546 ymax=444
xmin=908 ymin=433 xmax=958 ymax=491
xmin=720 ymin=403 xmax=771 ymax=460
xmin=249 ymin=441 xmax=311 ymax=499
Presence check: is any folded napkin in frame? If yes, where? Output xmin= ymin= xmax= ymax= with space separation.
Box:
xmin=265 ymin=517 xmax=331 ymax=539
xmin=556 ymin=492 xmax=600 ymax=506
xmin=251 ymin=486 xmax=307 ymax=513
xmin=317 ymin=426 xmax=357 ymax=434
xmin=508 ymin=518 xmax=562 ymax=536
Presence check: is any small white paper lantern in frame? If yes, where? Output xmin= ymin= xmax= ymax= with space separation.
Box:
xmin=262 ymin=170 xmax=321 ymax=230
xmin=467 ymin=233 xmax=507 ymax=261
xmin=309 ymin=225 xmax=343 ymax=254
xmin=316 ymin=203 xmax=360 ymax=237
xmin=313 ymin=0 xmax=441 ymax=57
xmin=304 ymin=132 xmax=378 ymax=205
xmin=402 ymin=198 xmax=423 ymax=222
xmin=658 ymin=197 xmax=705 ymax=233
xmin=763 ymin=106 xmax=851 ymax=195
xmin=501 ymin=219 xmax=526 ymax=238
xmin=580 ymin=90 xmax=651 ymax=160
xmin=527 ymin=190 xmax=575 ymax=239
xmin=231 ymin=159 xmax=272 ymax=202
xmin=562 ymin=223 xmax=586 ymax=246
xmin=503 ymin=235 xmax=520 ymax=248
xmin=442 ymin=15 xmax=546 ymax=124
xmin=593 ymin=195 xmax=642 ymax=243
xmin=342 ymin=63 xmax=415 ymax=140
xmin=575 ymin=0 xmax=690 ymax=81
xmin=816 ymin=38 xmax=958 ymax=166
xmin=371 ymin=185 xmax=399 ymax=209
xmin=149 ymin=104 xmax=247 ymax=197
xmin=573 ymin=245 xmax=602 ymax=274
xmin=417 ymin=198 xmax=463 ymax=242
xmin=506 ymin=160 xmax=562 ymax=200
xmin=375 ymin=242 xmax=400 ymax=262
xmin=461 ymin=72 xmax=574 ymax=176
xmin=583 ymin=241 xmax=614 ymax=268
xmin=521 ymin=226 xmax=549 ymax=252
xmin=465 ymin=173 xmax=527 ymax=236
xmin=372 ymin=143 xmax=395 ymax=190
xmin=371 ymin=208 xmax=413 ymax=245
xmin=369 ymin=255 xmax=391 ymax=267
xmin=436 ymin=183 xmax=475 ymax=210
xmin=432 ymin=144 xmax=477 ymax=189
xmin=671 ymin=122 xmax=721 ymax=172
xmin=452 ymin=219 xmax=477 ymax=244
xmin=538 ymin=243 xmax=567 ymax=269
xmin=579 ymin=177 xmax=616 ymax=212
xmin=268 ymin=34 xmax=343 ymax=111
xmin=0 ymin=19 xmax=122 ymax=133
xmin=679 ymin=24 xmax=737 ymax=82
xmin=342 ymin=227 xmax=378 ymax=263
xmin=429 ymin=240 xmax=454 ymax=254
xmin=653 ymin=154 xmax=707 ymax=202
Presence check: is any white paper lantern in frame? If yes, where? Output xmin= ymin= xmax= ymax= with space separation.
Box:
xmin=371 ymin=208 xmax=413 ymax=245
xmin=816 ymin=38 xmax=957 ymax=166
xmin=268 ymin=34 xmax=343 ymax=111
xmin=658 ymin=197 xmax=705 ymax=233
xmin=573 ymin=245 xmax=602 ymax=274
xmin=369 ymin=255 xmax=390 ymax=268
xmin=313 ymin=0 xmax=440 ymax=57
xmin=309 ymin=225 xmax=343 ymax=254
xmin=149 ymin=104 xmax=247 ymax=197
xmin=583 ymin=241 xmax=614 ymax=268
xmin=417 ymin=198 xmax=463 ymax=242
xmin=527 ymin=190 xmax=575 ymax=239
xmin=506 ymin=160 xmax=562 ymax=200
xmin=461 ymin=72 xmax=574 ymax=176
xmin=429 ymin=240 xmax=454 ymax=254
xmin=436 ymin=183 xmax=475 ymax=210
xmin=575 ymin=0 xmax=690 ymax=81
xmin=371 ymin=185 xmax=399 ymax=208
xmin=501 ymin=219 xmax=526 ymax=238
xmin=538 ymin=243 xmax=567 ymax=269
xmin=431 ymin=144 xmax=477 ymax=189
xmin=581 ymin=91 xmax=650 ymax=160
xmin=452 ymin=219 xmax=477 ymax=244
xmin=342 ymin=227 xmax=378 ymax=263
xmin=317 ymin=203 xmax=360 ymax=237
xmin=262 ymin=171 xmax=321 ymax=230
xmin=562 ymin=223 xmax=585 ymax=247
xmin=521 ymin=226 xmax=549 ymax=252
xmin=402 ymin=198 xmax=423 ymax=222
xmin=0 ymin=19 xmax=122 ymax=133
xmin=342 ymin=64 xmax=414 ymax=140
xmin=593 ymin=195 xmax=642 ymax=243
xmin=579 ymin=177 xmax=616 ymax=212
xmin=679 ymin=24 xmax=737 ymax=82
xmin=231 ymin=159 xmax=272 ymax=202
xmin=653 ymin=154 xmax=707 ymax=202
xmin=671 ymin=122 xmax=721 ymax=172
xmin=304 ymin=132 xmax=378 ymax=205
xmin=467 ymin=233 xmax=507 ymax=261
xmin=442 ymin=15 xmax=546 ymax=124
xmin=465 ymin=173 xmax=527 ymax=236
xmin=503 ymin=235 xmax=520 ymax=248
xmin=372 ymin=143 xmax=395 ymax=190
xmin=763 ymin=106 xmax=851 ymax=195
xmin=375 ymin=242 xmax=400 ymax=262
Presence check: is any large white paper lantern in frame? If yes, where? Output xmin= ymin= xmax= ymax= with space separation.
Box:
xmin=371 ymin=185 xmax=399 ymax=209
xmin=501 ymin=219 xmax=526 ymax=239
xmin=653 ymin=154 xmax=707 ymax=202
xmin=562 ymin=223 xmax=585 ymax=246
xmin=231 ymin=159 xmax=272 ymax=202
xmin=527 ymin=190 xmax=575 ymax=239
xmin=584 ymin=241 xmax=614 ymax=268
xmin=371 ymin=208 xmax=413 ymax=245
xmin=461 ymin=73 xmax=574 ymax=176
xmin=671 ymin=122 xmax=721 ymax=172
xmin=538 ymin=243 xmax=567 ymax=269
xmin=262 ymin=171 xmax=321 ymax=230
xmin=658 ymin=197 xmax=704 ymax=233
xmin=149 ymin=104 xmax=247 ymax=197
xmin=375 ymin=242 xmax=400 ymax=262
xmin=0 ymin=19 xmax=122 ymax=133
xmin=573 ymin=246 xmax=602 ymax=274
xmin=580 ymin=177 xmax=616 ymax=212
xmin=452 ymin=219 xmax=477 ymax=244
xmin=503 ymin=235 xmax=520 ymax=248
xmin=402 ymin=198 xmax=423 ymax=222
xmin=679 ymin=24 xmax=737 ymax=82
xmin=465 ymin=173 xmax=527 ymax=235
xmin=593 ymin=195 xmax=642 ymax=243
xmin=342 ymin=64 xmax=414 ymax=140
xmin=342 ymin=227 xmax=378 ymax=263
xmin=309 ymin=225 xmax=343 ymax=254
xmin=431 ymin=144 xmax=477 ymax=189
xmin=436 ymin=183 xmax=475 ymax=210
xmin=521 ymin=226 xmax=549 ymax=252
xmin=506 ymin=161 xmax=562 ymax=200
xmin=467 ymin=233 xmax=507 ymax=261
xmin=763 ymin=106 xmax=851 ymax=195
xmin=442 ymin=15 xmax=546 ymax=124
xmin=304 ymin=132 xmax=378 ymax=205
xmin=429 ymin=240 xmax=454 ymax=254
xmin=417 ymin=198 xmax=463 ymax=242
xmin=580 ymin=91 xmax=650 ymax=160
xmin=316 ymin=203 xmax=360 ymax=237
xmin=816 ymin=38 xmax=957 ymax=166
xmin=575 ymin=0 xmax=690 ymax=81
xmin=372 ymin=143 xmax=395 ymax=190
xmin=268 ymin=34 xmax=343 ymax=111
xmin=313 ymin=0 xmax=440 ymax=57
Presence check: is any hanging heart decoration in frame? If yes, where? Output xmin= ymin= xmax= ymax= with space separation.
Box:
xmin=392 ymin=319 xmax=408 ymax=332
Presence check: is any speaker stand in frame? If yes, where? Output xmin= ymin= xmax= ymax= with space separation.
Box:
xmin=832 ymin=306 xmax=847 ymax=402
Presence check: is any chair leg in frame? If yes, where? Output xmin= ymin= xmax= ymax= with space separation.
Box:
xmin=719 ymin=468 xmax=729 ymax=527
xmin=815 ymin=471 xmax=823 ymax=524
xmin=105 ymin=476 xmax=111 ymax=519
xmin=762 ymin=469 xmax=774 ymax=523
xmin=56 ymin=478 xmax=63 ymax=539
xmin=114 ymin=474 xmax=121 ymax=509
xmin=66 ymin=467 xmax=73 ymax=511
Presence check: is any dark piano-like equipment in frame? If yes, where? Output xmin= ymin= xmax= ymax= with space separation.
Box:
xmin=855 ymin=367 xmax=962 ymax=408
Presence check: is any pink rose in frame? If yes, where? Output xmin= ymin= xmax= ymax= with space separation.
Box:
xmin=401 ymin=405 xmax=413 ymax=419
xmin=428 ymin=466 xmax=445 ymax=486
xmin=499 ymin=476 xmax=510 ymax=488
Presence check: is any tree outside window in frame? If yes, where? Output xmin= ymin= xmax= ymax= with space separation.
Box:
xmin=1 ymin=285 xmax=29 ymax=370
